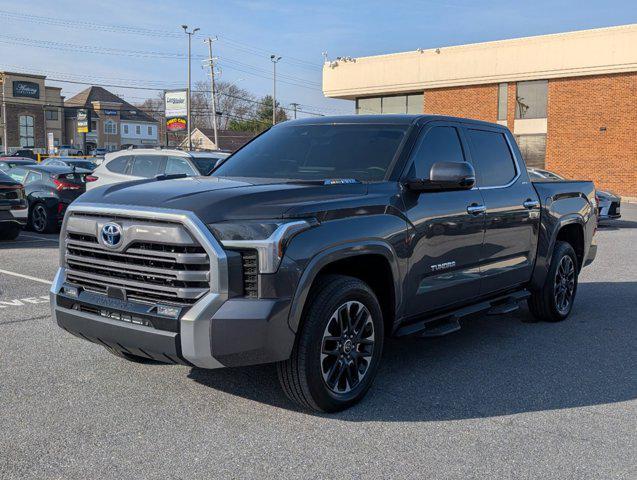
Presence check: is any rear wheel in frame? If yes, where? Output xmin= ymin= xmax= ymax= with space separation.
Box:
xmin=528 ymin=241 xmax=578 ymax=322
xmin=29 ymin=203 xmax=56 ymax=233
xmin=277 ymin=275 xmax=384 ymax=412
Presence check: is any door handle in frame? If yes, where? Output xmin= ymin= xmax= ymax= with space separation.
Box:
xmin=523 ymin=199 xmax=540 ymax=209
xmin=467 ymin=204 xmax=486 ymax=215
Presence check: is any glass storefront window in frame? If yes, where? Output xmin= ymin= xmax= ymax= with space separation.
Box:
xmin=407 ymin=94 xmax=424 ymax=114
xmin=516 ymin=134 xmax=547 ymax=169
xmin=515 ymin=80 xmax=547 ymax=119
xmin=19 ymin=115 xmax=34 ymax=147
xmin=356 ymin=93 xmax=424 ymax=115
xmin=498 ymin=83 xmax=508 ymax=120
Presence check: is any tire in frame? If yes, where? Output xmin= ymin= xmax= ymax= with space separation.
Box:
xmin=103 ymin=346 xmax=161 ymax=364
xmin=528 ymin=241 xmax=579 ymax=322
xmin=0 ymin=225 xmax=21 ymax=241
xmin=277 ymin=274 xmax=384 ymax=412
xmin=29 ymin=203 xmax=57 ymax=234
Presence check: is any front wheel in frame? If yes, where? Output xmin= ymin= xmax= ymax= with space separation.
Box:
xmin=528 ymin=241 xmax=579 ymax=322
xmin=277 ymin=275 xmax=384 ymax=412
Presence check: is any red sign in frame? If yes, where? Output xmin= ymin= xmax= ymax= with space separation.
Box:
xmin=166 ymin=117 xmax=187 ymax=132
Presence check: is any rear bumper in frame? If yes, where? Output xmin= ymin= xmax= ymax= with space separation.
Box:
xmin=50 ymin=268 xmax=295 ymax=368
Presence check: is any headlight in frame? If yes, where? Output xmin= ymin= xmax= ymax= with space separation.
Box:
xmin=208 ymin=219 xmax=315 ymax=273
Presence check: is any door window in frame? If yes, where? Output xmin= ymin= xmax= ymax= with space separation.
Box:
xmin=410 ymin=126 xmax=466 ymax=179
xmin=467 ymin=129 xmax=517 ymax=187
xmin=165 ymin=157 xmax=197 ymax=175
xmin=130 ymin=155 xmax=162 ymax=178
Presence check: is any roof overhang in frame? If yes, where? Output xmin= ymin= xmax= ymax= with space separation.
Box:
xmin=323 ymin=24 xmax=637 ymax=99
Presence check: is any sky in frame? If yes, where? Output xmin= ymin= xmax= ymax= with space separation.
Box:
xmin=0 ymin=0 xmax=636 ymax=118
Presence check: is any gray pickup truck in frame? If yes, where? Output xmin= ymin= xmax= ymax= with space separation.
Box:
xmin=50 ymin=115 xmax=597 ymax=412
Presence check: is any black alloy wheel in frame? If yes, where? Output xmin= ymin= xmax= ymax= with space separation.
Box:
xmin=553 ymin=255 xmax=575 ymax=316
xmin=320 ymin=301 xmax=375 ymax=394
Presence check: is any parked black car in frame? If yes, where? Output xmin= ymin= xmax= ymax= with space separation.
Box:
xmin=0 ymin=157 xmax=37 ymax=171
xmin=10 ymin=149 xmax=37 ymax=160
xmin=41 ymin=157 xmax=98 ymax=172
xmin=6 ymin=165 xmax=89 ymax=233
xmin=0 ymin=170 xmax=27 ymax=240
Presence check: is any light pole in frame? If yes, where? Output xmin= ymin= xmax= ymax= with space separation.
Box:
xmin=1 ymin=74 xmax=7 ymax=154
xmin=182 ymin=24 xmax=199 ymax=150
xmin=204 ymin=37 xmax=219 ymax=149
xmin=270 ymin=55 xmax=281 ymax=125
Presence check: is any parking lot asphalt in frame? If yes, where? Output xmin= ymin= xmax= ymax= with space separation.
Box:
xmin=0 ymin=208 xmax=635 ymax=480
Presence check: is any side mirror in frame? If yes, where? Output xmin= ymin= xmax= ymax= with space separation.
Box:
xmin=406 ymin=161 xmax=475 ymax=192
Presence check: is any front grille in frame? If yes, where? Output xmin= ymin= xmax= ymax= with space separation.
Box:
xmin=241 ymin=250 xmax=258 ymax=298
xmin=608 ymin=202 xmax=619 ymax=216
xmin=64 ymin=215 xmax=211 ymax=307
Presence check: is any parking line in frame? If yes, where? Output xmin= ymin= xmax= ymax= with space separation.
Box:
xmin=19 ymin=234 xmax=60 ymax=243
xmin=0 ymin=268 xmax=52 ymax=285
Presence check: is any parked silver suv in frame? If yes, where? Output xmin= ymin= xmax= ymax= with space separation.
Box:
xmin=86 ymin=149 xmax=230 ymax=190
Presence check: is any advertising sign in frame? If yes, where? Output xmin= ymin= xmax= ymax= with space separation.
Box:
xmin=165 ymin=90 xmax=188 ymax=132
xmin=47 ymin=132 xmax=55 ymax=155
xmin=77 ymin=109 xmax=91 ymax=133
xmin=13 ymin=81 xmax=40 ymax=99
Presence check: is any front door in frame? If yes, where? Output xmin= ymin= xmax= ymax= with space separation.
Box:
xmin=462 ymin=126 xmax=540 ymax=294
xmin=402 ymin=123 xmax=486 ymax=317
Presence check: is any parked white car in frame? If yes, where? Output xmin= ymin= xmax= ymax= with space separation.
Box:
xmin=86 ymin=149 xmax=230 ymax=190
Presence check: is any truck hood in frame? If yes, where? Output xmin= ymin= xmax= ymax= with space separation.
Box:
xmin=76 ymin=176 xmax=371 ymax=223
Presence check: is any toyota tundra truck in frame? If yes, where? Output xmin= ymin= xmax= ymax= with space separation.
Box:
xmin=50 ymin=115 xmax=597 ymax=412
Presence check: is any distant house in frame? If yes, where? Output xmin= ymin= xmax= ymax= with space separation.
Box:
xmin=64 ymin=86 xmax=159 ymax=152
xmin=180 ymin=127 xmax=255 ymax=152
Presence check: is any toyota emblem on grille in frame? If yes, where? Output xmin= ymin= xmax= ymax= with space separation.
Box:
xmin=101 ymin=222 xmax=122 ymax=248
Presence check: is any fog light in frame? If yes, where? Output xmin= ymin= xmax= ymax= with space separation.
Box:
xmin=64 ymin=285 xmax=79 ymax=298
xmin=157 ymin=305 xmax=180 ymax=318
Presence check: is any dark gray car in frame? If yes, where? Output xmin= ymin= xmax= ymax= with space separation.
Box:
xmin=50 ymin=115 xmax=597 ymax=412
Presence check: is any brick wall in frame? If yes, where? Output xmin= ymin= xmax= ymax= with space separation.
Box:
xmin=5 ymin=104 xmax=45 ymax=149
xmin=423 ymin=84 xmax=498 ymax=122
xmin=546 ymin=72 xmax=637 ymax=197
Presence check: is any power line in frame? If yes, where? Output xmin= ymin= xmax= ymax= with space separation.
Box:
xmin=0 ymin=34 xmax=323 ymax=91
xmin=0 ymin=9 xmax=324 ymax=70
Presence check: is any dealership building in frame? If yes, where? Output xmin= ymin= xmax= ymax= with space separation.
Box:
xmin=323 ymin=24 xmax=637 ymax=197
xmin=0 ymin=71 xmax=65 ymax=153
xmin=64 ymin=86 xmax=159 ymax=151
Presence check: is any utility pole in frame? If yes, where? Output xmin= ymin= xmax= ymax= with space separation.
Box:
xmin=204 ymin=37 xmax=219 ymax=149
xmin=1 ymin=74 xmax=7 ymax=154
xmin=290 ymin=102 xmax=300 ymax=120
xmin=182 ymin=24 xmax=199 ymax=150
xmin=270 ymin=55 xmax=282 ymax=125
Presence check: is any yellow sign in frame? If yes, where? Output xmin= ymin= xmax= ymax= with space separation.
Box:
xmin=77 ymin=125 xmax=89 ymax=133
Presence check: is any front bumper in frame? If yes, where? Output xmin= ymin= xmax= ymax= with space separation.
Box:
xmin=50 ymin=268 xmax=295 ymax=368
xmin=1 ymin=208 xmax=26 ymax=227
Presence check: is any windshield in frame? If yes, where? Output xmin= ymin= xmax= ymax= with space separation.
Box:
xmin=213 ymin=124 xmax=409 ymax=181
xmin=193 ymin=157 xmax=224 ymax=175
xmin=70 ymin=161 xmax=97 ymax=170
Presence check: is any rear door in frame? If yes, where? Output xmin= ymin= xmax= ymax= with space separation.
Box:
xmin=402 ymin=122 xmax=486 ymax=315
xmin=463 ymin=126 xmax=540 ymax=294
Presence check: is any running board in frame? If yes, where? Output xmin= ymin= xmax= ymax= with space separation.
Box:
xmin=394 ymin=289 xmax=531 ymax=338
